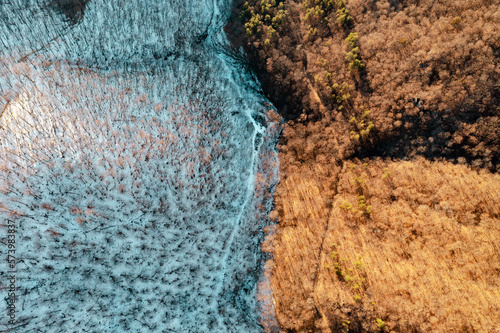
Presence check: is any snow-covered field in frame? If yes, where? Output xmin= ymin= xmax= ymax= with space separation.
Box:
xmin=0 ymin=1 xmax=280 ymax=331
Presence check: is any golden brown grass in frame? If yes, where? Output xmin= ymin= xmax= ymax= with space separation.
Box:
xmin=268 ymin=158 xmax=500 ymax=332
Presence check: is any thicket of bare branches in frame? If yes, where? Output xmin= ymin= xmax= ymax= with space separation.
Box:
xmin=227 ymin=0 xmax=500 ymax=171
xmin=268 ymin=158 xmax=500 ymax=332
xmin=227 ymin=1 xmax=500 ymax=332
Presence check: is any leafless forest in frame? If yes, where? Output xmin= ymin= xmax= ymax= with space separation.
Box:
xmin=227 ymin=0 xmax=500 ymax=332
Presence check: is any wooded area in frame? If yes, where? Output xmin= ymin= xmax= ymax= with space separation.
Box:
xmin=227 ymin=0 xmax=500 ymax=331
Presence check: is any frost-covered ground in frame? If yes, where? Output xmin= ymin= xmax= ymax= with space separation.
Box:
xmin=0 ymin=1 xmax=279 ymax=332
